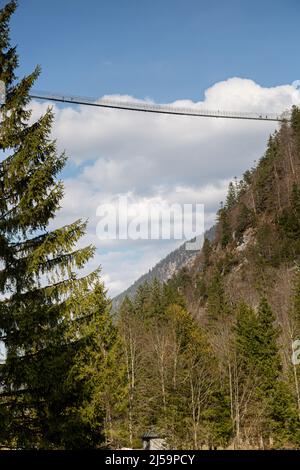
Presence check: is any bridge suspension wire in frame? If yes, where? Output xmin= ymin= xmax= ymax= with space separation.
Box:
xmin=29 ymin=91 xmax=288 ymax=122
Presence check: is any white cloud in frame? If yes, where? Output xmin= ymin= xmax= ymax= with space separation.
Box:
xmin=29 ymin=78 xmax=300 ymax=297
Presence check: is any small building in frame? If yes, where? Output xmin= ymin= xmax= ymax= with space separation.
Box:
xmin=141 ymin=431 xmax=167 ymax=450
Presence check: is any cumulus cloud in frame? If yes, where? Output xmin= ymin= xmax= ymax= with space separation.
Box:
xmin=29 ymin=78 xmax=300 ymax=297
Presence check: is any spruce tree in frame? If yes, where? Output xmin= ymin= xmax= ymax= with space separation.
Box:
xmin=149 ymin=278 xmax=163 ymax=317
xmin=279 ymin=183 xmax=300 ymax=241
xmin=255 ymin=298 xmax=281 ymax=392
xmin=225 ymin=181 xmax=237 ymax=210
xmin=205 ymin=391 xmax=233 ymax=449
xmin=235 ymin=299 xmax=283 ymax=446
xmin=218 ymin=206 xmax=231 ymax=248
xmin=235 ymin=302 xmax=262 ymax=444
xmin=0 ymin=1 xmax=109 ymax=449
xmin=206 ymin=270 xmax=230 ymax=321
xmin=236 ymin=302 xmax=259 ymax=369
xmin=236 ymin=298 xmax=281 ymax=393
xmin=133 ymin=282 xmax=151 ymax=319
xmin=291 ymin=106 xmax=300 ymax=158
xmin=202 ymin=238 xmax=212 ymax=269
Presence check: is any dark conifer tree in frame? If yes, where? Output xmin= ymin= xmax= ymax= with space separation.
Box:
xmin=0 ymin=1 xmax=111 ymax=449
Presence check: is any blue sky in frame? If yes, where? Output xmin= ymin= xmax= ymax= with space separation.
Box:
xmin=10 ymin=0 xmax=300 ymax=102
xmin=4 ymin=0 xmax=300 ymax=296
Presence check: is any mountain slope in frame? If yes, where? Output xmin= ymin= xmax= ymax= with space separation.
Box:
xmin=114 ymin=107 xmax=300 ymax=450
xmin=182 ymin=108 xmax=300 ymax=322
xmin=113 ymin=225 xmax=215 ymax=309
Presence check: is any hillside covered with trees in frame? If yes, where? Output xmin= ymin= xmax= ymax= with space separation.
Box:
xmin=115 ymin=106 xmax=300 ymax=449
xmin=0 ymin=1 xmax=123 ymax=450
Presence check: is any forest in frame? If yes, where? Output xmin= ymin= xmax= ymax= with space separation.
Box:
xmin=1 ymin=1 xmax=300 ymax=450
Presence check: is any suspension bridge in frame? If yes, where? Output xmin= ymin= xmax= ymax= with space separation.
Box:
xmin=29 ymin=91 xmax=289 ymax=122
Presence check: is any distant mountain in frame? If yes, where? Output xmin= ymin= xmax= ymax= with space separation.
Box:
xmin=112 ymin=225 xmax=216 ymax=309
